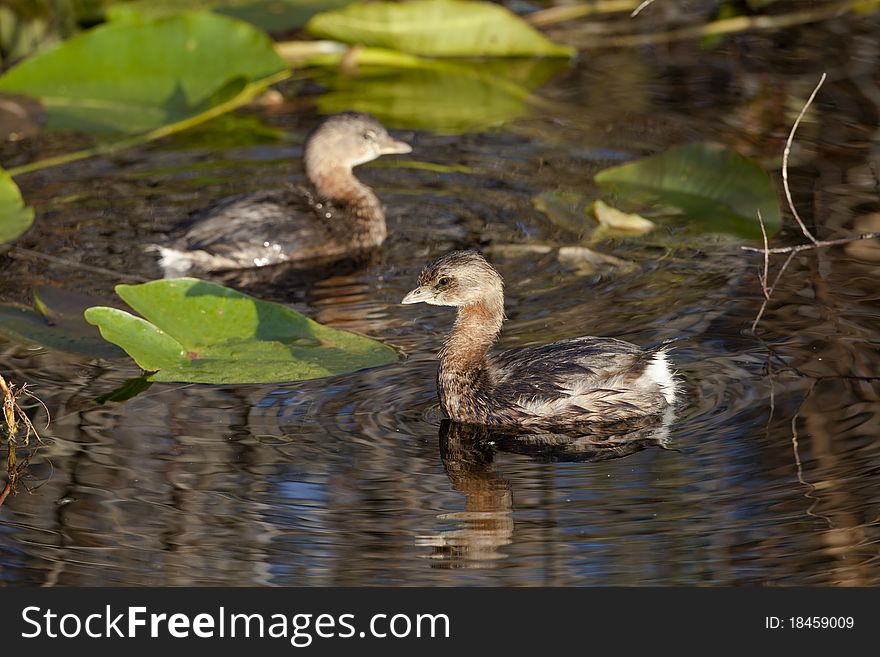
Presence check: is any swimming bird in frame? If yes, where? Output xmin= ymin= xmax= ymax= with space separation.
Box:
xmin=155 ymin=112 xmax=411 ymax=277
xmin=401 ymin=250 xmax=678 ymax=428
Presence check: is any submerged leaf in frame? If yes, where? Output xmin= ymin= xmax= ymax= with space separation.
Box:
xmin=594 ymin=143 xmax=781 ymax=240
xmin=306 ymin=0 xmax=574 ymax=57
xmin=84 ymin=278 xmax=398 ymax=384
xmin=532 ymin=190 xmax=594 ymax=236
xmin=0 ymin=166 xmax=33 ymax=243
xmin=0 ymin=13 xmax=288 ymax=133
xmin=0 ymin=287 xmax=126 ymax=358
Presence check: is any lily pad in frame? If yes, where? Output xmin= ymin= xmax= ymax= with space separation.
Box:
xmin=83 ymin=278 xmax=398 ymax=384
xmin=0 ymin=166 xmax=34 ymax=243
xmin=0 ymin=13 xmax=288 ymax=133
xmin=594 ymin=142 xmax=781 ymax=240
xmin=306 ymin=0 xmax=574 ymax=58
xmin=316 ymin=57 xmax=567 ymax=134
xmin=0 ymin=286 xmax=126 ymax=358
xmin=108 ymin=0 xmax=355 ymax=34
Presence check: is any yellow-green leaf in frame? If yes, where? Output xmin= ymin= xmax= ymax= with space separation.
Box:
xmin=306 ymin=0 xmax=574 ymax=58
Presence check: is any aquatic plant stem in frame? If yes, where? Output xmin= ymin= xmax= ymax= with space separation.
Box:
xmin=630 ymin=0 xmax=658 ymax=17
xmin=594 ymin=0 xmax=879 ymax=48
xmin=526 ymin=1 xmax=641 ymax=27
xmin=784 ymin=73 xmax=825 ymax=244
xmin=744 ymin=72 xmax=880 ymax=331
xmin=3 ymin=246 xmax=148 ymax=282
xmin=6 ymin=70 xmax=291 ymax=179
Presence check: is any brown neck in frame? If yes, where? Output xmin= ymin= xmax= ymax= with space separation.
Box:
xmin=439 ymin=294 xmax=505 ymax=385
xmin=305 ymin=164 xmax=386 ymax=247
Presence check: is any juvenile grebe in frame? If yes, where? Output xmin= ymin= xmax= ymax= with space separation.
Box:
xmin=155 ymin=112 xmax=411 ymax=276
xmin=401 ymin=251 xmax=678 ymax=428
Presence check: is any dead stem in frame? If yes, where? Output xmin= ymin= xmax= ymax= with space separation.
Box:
xmin=593 ymin=0 xmax=877 ymax=48
xmin=630 ymin=0 xmax=658 ymax=17
xmin=3 ymin=246 xmax=147 ymax=283
xmin=1 ymin=372 xmax=48 ymax=505
xmin=783 ymin=73 xmax=826 ymax=244
xmin=745 ymin=72 xmax=880 ymax=331
xmin=526 ymin=0 xmax=640 ymax=27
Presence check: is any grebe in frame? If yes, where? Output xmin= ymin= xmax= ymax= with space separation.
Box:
xmin=155 ymin=112 xmax=411 ymax=277
xmin=401 ymin=251 xmax=678 ymax=428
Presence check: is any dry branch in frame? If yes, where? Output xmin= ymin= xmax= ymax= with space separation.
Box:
xmin=744 ymin=73 xmax=880 ymax=331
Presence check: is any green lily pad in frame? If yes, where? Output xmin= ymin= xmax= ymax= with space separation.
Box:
xmin=83 ymin=278 xmax=398 ymax=384
xmin=594 ymin=143 xmax=781 ymax=240
xmin=108 ymin=0 xmax=355 ymax=34
xmin=316 ymin=57 xmax=567 ymax=134
xmin=0 ymin=166 xmax=34 ymax=243
xmin=0 ymin=286 xmax=126 ymax=358
xmin=306 ymin=0 xmax=574 ymax=58
xmin=0 ymin=12 xmax=288 ymax=133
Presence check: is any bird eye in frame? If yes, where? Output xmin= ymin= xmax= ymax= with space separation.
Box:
xmin=363 ymin=129 xmax=377 ymax=141
xmin=437 ymin=276 xmax=451 ymax=287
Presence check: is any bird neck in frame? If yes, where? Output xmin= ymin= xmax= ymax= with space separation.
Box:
xmin=438 ymin=293 xmax=505 ymax=396
xmin=305 ymin=162 xmax=385 ymax=247
xmin=306 ymin=163 xmax=373 ymax=204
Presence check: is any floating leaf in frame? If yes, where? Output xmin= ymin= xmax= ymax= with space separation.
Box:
xmin=316 ymin=57 xmax=566 ymax=133
xmin=0 ymin=13 xmax=288 ymax=133
xmin=591 ymin=199 xmax=655 ymax=236
xmin=0 ymin=287 xmax=126 ymax=358
xmin=306 ymin=0 xmax=574 ymax=57
xmin=532 ymin=190 xmax=593 ymax=236
xmin=0 ymin=166 xmax=34 ymax=243
xmin=108 ymin=0 xmax=355 ymax=34
xmin=84 ymin=278 xmax=398 ymax=384
xmin=594 ymin=143 xmax=781 ymax=239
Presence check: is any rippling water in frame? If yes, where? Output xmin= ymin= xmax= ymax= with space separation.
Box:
xmin=2 ymin=17 xmax=880 ymax=586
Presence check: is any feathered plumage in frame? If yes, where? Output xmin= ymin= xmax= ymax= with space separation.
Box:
xmin=402 ymin=251 xmax=678 ymax=429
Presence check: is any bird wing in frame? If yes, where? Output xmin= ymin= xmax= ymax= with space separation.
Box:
xmin=173 ymin=187 xmax=337 ymax=260
xmin=488 ymin=337 xmax=656 ymax=404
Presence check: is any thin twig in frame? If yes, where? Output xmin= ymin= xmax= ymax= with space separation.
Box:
xmin=593 ymin=0 xmax=877 ymax=48
xmin=750 ymin=248 xmax=797 ymax=333
xmin=741 ymin=232 xmax=880 ymax=255
xmin=631 ymin=0 xmax=658 ymax=17
xmin=757 ymin=210 xmax=770 ymax=300
xmin=526 ymin=0 xmax=640 ymax=27
xmin=744 ymin=72 xmax=880 ymax=331
xmin=3 ymin=246 xmax=148 ymax=283
xmin=783 ymin=73 xmax=825 ymax=244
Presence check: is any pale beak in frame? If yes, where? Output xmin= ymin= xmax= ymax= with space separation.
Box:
xmin=401 ymin=286 xmax=431 ymax=304
xmin=379 ymin=136 xmax=412 ymax=155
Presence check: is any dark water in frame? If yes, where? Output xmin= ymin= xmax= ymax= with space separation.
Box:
xmin=2 ymin=17 xmax=880 ymax=586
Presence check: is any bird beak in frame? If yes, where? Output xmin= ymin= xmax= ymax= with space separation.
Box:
xmin=379 ymin=136 xmax=412 ymax=155
xmin=401 ymin=286 xmax=431 ymax=304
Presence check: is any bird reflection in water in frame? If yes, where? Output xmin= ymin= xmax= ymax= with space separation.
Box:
xmin=418 ymin=413 xmax=675 ymax=568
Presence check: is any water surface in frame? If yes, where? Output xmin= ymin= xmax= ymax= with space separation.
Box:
xmin=1 ymin=17 xmax=879 ymax=586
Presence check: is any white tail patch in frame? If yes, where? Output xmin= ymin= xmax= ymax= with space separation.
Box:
xmin=643 ymin=350 xmax=678 ymax=405
xmin=152 ymin=246 xmax=194 ymax=279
